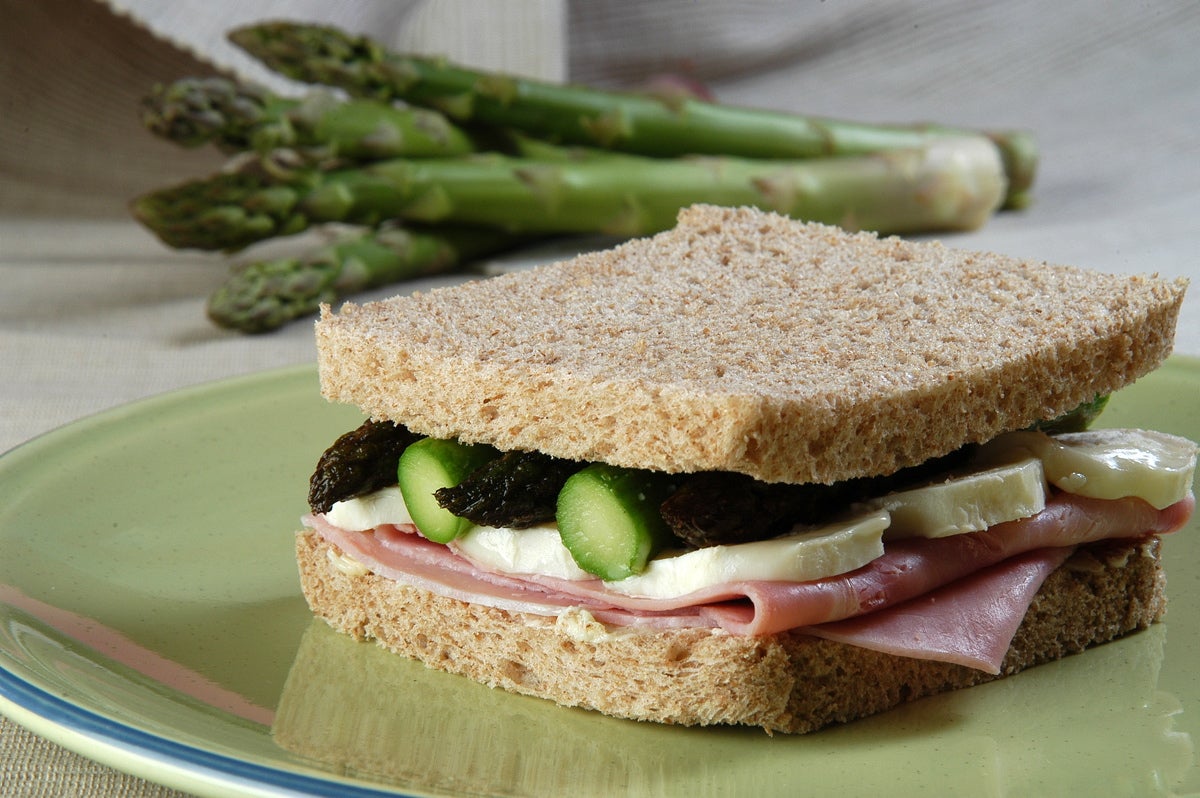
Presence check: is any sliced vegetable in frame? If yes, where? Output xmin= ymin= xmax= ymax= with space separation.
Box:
xmin=1033 ymin=394 xmax=1109 ymax=434
xmin=397 ymin=437 xmax=499 ymax=542
xmin=555 ymin=464 xmax=677 ymax=580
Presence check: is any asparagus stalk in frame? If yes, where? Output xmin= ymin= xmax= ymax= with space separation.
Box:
xmin=133 ymin=136 xmax=1005 ymax=252
xmin=434 ymin=451 xmax=586 ymax=529
xmin=143 ymin=76 xmax=478 ymax=161
xmin=206 ymin=224 xmax=521 ymax=333
xmin=229 ymin=21 xmax=1036 ymax=208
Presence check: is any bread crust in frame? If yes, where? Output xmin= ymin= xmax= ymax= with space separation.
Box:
xmin=296 ymin=530 xmax=1166 ymax=734
xmin=316 ymin=205 xmax=1186 ymax=484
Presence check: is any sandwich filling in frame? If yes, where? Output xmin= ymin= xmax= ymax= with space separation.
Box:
xmin=303 ymin=424 xmax=1196 ymax=674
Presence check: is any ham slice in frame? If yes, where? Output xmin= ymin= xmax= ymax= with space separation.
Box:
xmin=803 ymin=547 xmax=1073 ymax=673
xmin=698 ymin=491 xmax=1192 ymax=635
xmin=304 ymin=491 xmax=1193 ymax=670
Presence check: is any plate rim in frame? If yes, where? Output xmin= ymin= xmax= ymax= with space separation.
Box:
xmin=0 ymin=672 xmax=406 ymax=798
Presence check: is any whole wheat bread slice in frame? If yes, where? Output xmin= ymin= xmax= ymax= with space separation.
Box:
xmin=316 ymin=205 xmax=1186 ymax=485
xmin=296 ymin=530 xmax=1167 ymax=733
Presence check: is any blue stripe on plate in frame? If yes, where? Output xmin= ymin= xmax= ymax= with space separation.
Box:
xmin=0 ymin=665 xmax=410 ymax=798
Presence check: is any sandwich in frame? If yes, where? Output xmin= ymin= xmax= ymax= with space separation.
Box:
xmin=299 ymin=204 xmax=1196 ymax=733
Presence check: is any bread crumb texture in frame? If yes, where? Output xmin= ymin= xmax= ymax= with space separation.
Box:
xmin=316 ymin=205 xmax=1187 ymax=484
xmin=296 ymin=531 xmax=1166 ymax=733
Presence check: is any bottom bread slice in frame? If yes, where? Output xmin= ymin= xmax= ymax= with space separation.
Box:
xmin=295 ymin=529 xmax=1167 ymax=734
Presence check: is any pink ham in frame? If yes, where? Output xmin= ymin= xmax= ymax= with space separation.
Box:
xmin=698 ymin=491 xmax=1192 ymax=635
xmin=304 ymin=491 xmax=1193 ymax=669
xmin=803 ymin=547 xmax=1073 ymax=673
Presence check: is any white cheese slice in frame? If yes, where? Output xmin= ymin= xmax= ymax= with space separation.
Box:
xmin=452 ymin=523 xmax=592 ymax=581
xmin=324 ymin=485 xmax=413 ymax=531
xmin=859 ymin=457 xmax=1046 ymax=540
xmin=601 ymin=510 xmax=889 ymax=598
xmin=976 ymin=428 xmax=1198 ymax=510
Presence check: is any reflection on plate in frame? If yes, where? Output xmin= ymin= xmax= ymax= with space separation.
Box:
xmin=274 ymin=618 xmax=1191 ymax=797
xmin=0 ymin=360 xmax=1198 ymax=797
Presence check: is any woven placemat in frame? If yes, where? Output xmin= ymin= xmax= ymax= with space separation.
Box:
xmin=0 ymin=716 xmax=194 ymax=798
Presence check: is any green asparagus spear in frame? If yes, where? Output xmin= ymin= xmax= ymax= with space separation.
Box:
xmin=1034 ymin=394 xmax=1110 ymax=434
xmin=143 ymin=76 xmax=477 ymax=160
xmin=206 ymin=223 xmax=522 ymax=332
xmin=308 ymin=419 xmax=422 ymax=514
xmin=228 ymin=21 xmax=1036 ymax=208
xmin=133 ymin=137 xmax=1005 ymax=251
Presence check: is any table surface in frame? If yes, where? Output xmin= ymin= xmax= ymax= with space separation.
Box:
xmin=2 ymin=1 xmax=1198 ymax=795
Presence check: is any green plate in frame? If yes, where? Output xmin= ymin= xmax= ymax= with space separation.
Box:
xmin=0 ymin=360 xmax=1197 ymax=797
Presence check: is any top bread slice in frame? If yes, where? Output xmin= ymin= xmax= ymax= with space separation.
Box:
xmin=316 ymin=204 xmax=1187 ymax=485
